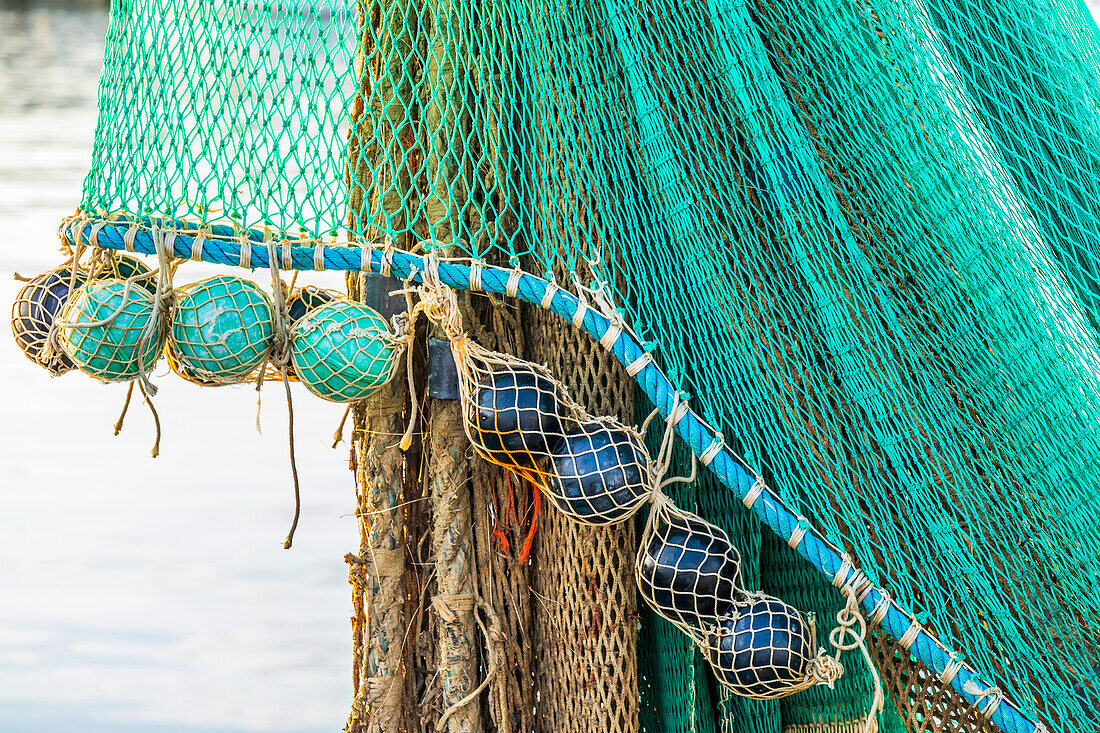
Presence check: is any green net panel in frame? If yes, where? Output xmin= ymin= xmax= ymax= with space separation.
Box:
xmin=70 ymin=0 xmax=1100 ymax=730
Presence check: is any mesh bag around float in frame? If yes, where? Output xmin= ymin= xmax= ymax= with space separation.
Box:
xmin=286 ymin=285 xmax=337 ymax=324
xmin=168 ymin=275 xmax=275 ymax=386
xmin=58 ymin=278 xmax=166 ymax=383
xmin=96 ymin=253 xmax=154 ymax=289
xmin=451 ymin=335 xmax=656 ymax=526
xmin=288 ymin=299 xmax=404 ymax=403
xmin=702 ymin=591 xmax=840 ymax=701
xmin=11 ymin=267 xmax=89 ymax=376
xmin=636 ymin=497 xmax=745 ymax=634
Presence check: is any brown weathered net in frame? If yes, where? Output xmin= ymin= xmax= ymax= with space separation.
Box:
xmin=527 ymin=299 xmax=640 ymax=733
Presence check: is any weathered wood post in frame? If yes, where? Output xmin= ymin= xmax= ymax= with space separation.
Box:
xmin=344 ymin=0 xmax=421 ymax=729
xmin=417 ymin=0 xmax=482 ymax=729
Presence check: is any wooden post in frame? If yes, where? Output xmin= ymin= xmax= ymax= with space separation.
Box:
xmin=344 ymin=0 xmax=420 ymax=729
xmin=420 ymin=0 xmax=482 ymax=727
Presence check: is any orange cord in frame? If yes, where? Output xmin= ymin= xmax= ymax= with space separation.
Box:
xmin=490 ymin=470 xmax=540 ymax=564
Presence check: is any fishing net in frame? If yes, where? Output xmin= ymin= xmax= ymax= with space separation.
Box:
xmin=11 ymin=267 xmax=86 ymax=376
xmin=451 ymin=334 xmax=655 ymax=526
xmin=47 ymin=0 xmax=1100 ymax=729
xmin=169 ymin=275 xmax=275 ymax=385
xmin=58 ymin=279 xmax=165 ymax=383
xmin=288 ymin=300 xmax=403 ymax=402
xmin=526 ymin=294 xmax=641 ymax=733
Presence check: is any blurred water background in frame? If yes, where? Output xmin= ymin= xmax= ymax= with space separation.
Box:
xmin=0 ymin=1 xmax=357 ymax=731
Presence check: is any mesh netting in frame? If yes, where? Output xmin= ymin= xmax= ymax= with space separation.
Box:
xmin=11 ymin=267 xmax=86 ymax=376
xmin=454 ymin=337 xmax=655 ymax=526
xmin=526 ymin=296 xmax=640 ymax=733
xmin=169 ymin=275 xmax=275 ymax=385
xmin=637 ymin=501 xmax=744 ymax=632
xmin=59 ymin=279 xmax=165 ymax=383
xmin=60 ymin=0 xmax=1100 ymax=728
xmin=289 ymin=299 xmax=401 ymax=402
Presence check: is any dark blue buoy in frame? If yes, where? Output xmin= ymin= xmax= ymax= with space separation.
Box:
xmin=10 ymin=268 xmax=85 ymax=375
xmin=105 ymin=255 xmax=154 ymax=292
xmin=287 ymin=286 xmax=335 ymax=323
xmin=544 ymin=423 xmax=651 ymax=524
xmin=707 ymin=595 xmax=815 ymax=699
xmin=637 ymin=512 xmax=743 ymax=628
xmin=474 ymin=367 xmax=565 ymax=469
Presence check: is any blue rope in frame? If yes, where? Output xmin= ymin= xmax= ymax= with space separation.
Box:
xmin=62 ymin=217 xmax=1043 ymax=733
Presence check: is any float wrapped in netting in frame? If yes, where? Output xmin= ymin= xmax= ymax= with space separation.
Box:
xmin=58 ymin=0 xmax=1100 ymax=729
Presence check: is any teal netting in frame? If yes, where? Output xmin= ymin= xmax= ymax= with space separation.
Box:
xmin=75 ymin=0 xmax=1100 ymax=729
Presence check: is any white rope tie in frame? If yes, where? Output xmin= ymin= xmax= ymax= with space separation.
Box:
xmin=599 ymin=321 xmax=622 ymax=350
xmin=626 ymin=351 xmax=653 ymax=377
xmin=89 ymin=221 xmax=106 ymax=250
xmin=869 ymin=593 xmax=892 ymax=626
xmin=898 ymin=619 xmax=922 ymax=650
xmin=963 ymin=679 xmax=1004 ymax=719
xmin=360 ymin=243 xmax=370 ymax=272
xmin=133 ymin=226 xmax=175 ymax=398
xmin=381 ymin=239 xmax=395 ymax=277
xmin=699 ymin=434 xmax=724 ymax=466
xmin=571 ymin=297 xmax=587 ymax=328
xmin=469 ymin=261 xmax=483 ymax=292
xmin=940 ymin=653 xmax=965 ymax=686
xmin=190 ymin=229 xmax=206 ymax=262
xmin=788 ymin=518 xmax=810 ymax=549
xmin=239 ymin=238 xmax=252 ymax=269
xmin=744 ymin=477 xmax=766 ymax=509
xmin=829 ymin=582 xmax=885 ymax=733
xmin=313 ymin=242 xmax=325 ymax=271
xmin=541 ymin=281 xmax=558 ymax=310
xmin=281 ymin=240 xmax=292 ymax=270
xmin=506 ymin=268 xmax=522 ymax=298
xmin=124 ymin=223 xmax=139 ymax=252
xmin=832 ymin=554 xmax=853 ymax=586
xmin=651 ymin=397 xmax=694 ymax=490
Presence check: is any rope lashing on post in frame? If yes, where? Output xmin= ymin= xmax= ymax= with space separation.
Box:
xmin=58 ymin=215 xmax=1048 ymax=733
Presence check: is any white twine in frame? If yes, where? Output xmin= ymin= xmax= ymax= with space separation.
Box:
xmin=828 ymin=578 xmax=885 ymax=733
xmin=869 ymin=593 xmax=892 ymax=626
xmin=651 ymin=397 xmax=693 ymax=493
xmin=469 ymin=260 xmax=484 ymax=292
xmin=281 ymin=240 xmax=292 ymax=270
xmin=505 ymin=268 xmax=522 ymax=298
xmin=743 ymin=477 xmax=767 ymax=509
xmin=626 ymin=351 xmax=653 ymax=377
xmin=381 ymin=237 xmax=395 ymax=277
xmin=265 ymin=242 xmax=292 ymax=371
xmin=963 ymin=679 xmax=1005 ymax=719
xmin=123 ymin=222 xmax=138 ymax=252
xmin=541 ymin=280 xmax=558 ymax=310
xmin=898 ymin=619 xmax=922 ymax=650
xmin=599 ymin=321 xmax=621 ymax=350
xmin=788 ymin=517 xmax=810 ymax=550
xmin=133 ymin=225 xmax=175 ymax=397
xmin=699 ymin=434 xmax=724 ymax=466
xmin=239 ymin=238 xmax=252 ymax=269
xmin=191 ymin=228 xmax=207 ymax=262
xmin=313 ymin=241 xmax=325 ymax=271
xmin=940 ymin=652 xmax=965 ymax=686
xmin=571 ymin=295 xmax=587 ymax=328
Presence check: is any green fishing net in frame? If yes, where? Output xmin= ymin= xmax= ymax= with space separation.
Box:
xmin=74 ymin=0 xmax=1100 ymax=729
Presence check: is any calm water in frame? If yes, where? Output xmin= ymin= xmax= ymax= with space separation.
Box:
xmin=0 ymin=3 xmax=357 ymax=731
